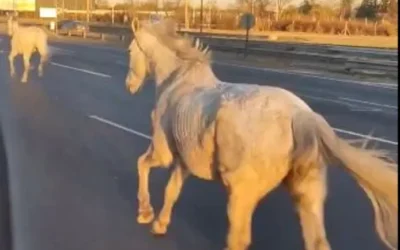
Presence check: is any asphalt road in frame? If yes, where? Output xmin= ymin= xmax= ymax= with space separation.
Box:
xmin=0 ymin=34 xmax=398 ymax=250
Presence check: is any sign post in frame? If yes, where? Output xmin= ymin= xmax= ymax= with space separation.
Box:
xmin=239 ymin=12 xmax=255 ymax=58
xmin=107 ymin=0 xmax=118 ymax=24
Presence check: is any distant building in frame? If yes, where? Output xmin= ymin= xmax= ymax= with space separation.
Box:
xmin=0 ymin=0 xmax=36 ymax=12
xmin=36 ymin=0 xmax=96 ymax=10
xmin=0 ymin=0 xmax=96 ymax=12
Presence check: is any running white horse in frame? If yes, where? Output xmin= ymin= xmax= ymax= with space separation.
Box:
xmin=7 ymin=15 xmax=49 ymax=83
xmin=125 ymin=19 xmax=398 ymax=250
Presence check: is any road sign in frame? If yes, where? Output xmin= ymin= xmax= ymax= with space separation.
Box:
xmin=239 ymin=13 xmax=255 ymax=58
xmin=239 ymin=12 xmax=255 ymax=30
xmin=149 ymin=13 xmax=163 ymax=23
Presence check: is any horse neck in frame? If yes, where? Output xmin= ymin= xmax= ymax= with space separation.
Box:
xmin=154 ymin=59 xmax=217 ymax=102
xmin=10 ymin=23 xmax=19 ymax=36
xmin=152 ymin=53 xmax=179 ymax=86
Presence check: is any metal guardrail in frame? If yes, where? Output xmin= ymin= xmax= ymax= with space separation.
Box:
xmin=54 ymin=28 xmax=398 ymax=78
xmin=85 ymin=24 xmax=399 ymax=62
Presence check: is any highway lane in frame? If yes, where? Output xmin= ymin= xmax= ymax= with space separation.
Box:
xmin=39 ymin=39 xmax=398 ymax=144
xmin=0 ymin=36 xmax=397 ymax=250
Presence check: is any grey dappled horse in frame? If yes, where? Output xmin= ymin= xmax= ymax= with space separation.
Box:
xmin=125 ymin=19 xmax=398 ymax=250
xmin=7 ymin=15 xmax=49 ymax=83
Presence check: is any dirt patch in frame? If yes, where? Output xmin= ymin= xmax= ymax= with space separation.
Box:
xmin=182 ymin=28 xmax=398 ymax=49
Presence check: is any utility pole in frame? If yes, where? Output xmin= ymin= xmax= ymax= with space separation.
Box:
xmin=207 ymin=0 xmax=212 ymax=28
xmin=200 ymin=0 xmax=204 ymax=33
xmin=75 ymin=0 xmax=78 ymax=20
xmin=185 ymin=0 xmax=189 ymax=29
xmin=86 ymin=0 xmax=90 ymax=24
xmin=62 ymin=0 xmax=65 ymax=19
xmin=131 ymin=0 xmax=135 ymax=21
xmin=54 ymin=0 xmax=58 ymax=34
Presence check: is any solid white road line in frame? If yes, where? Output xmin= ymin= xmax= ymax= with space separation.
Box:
xmin=49 ymin=45 xmax=75 ymax=55
xmin=339 ymin=97 xmax=398 ymax=110
xmin=45 ymin=42 xmax=397 ymax=90
xmin=89 ymin=115 xmax=152 ymax=140
xmin=89 ymin=115 xmax=398 ymax=146
xmin=50 ymin=62 xmax=112 ymax=78
xmin=214 ymin=61 xmax=398 ymax=90
xmin=333 ymin=128 xmax=398 ymax=146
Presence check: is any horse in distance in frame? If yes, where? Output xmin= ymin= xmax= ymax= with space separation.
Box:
xmin=125 ymin=19 xmax=398 ymax=250
xmin=7 ymin=15 xmax=49 ymax=83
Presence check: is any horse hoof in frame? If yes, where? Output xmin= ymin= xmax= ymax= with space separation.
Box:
xmin=137 ymin=210 xmax=154 ymax=224
xmin=150 ymin=220 xmax=167 ymax=236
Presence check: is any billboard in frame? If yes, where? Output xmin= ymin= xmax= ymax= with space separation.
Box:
xmin=0 ymin=0 xmax=36 ymax=11
xmin=0 ymin=0 xmax=13 ymax=10
xmin=39 ymin=7 xmax=56 ymax=18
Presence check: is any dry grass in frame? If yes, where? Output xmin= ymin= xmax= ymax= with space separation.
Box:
xmin=181 ymin=28 xmax=398 ymax=49
xmin=0 ymin=16 xmax=397 ymax=49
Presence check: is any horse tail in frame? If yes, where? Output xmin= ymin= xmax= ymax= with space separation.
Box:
xmin=37 ymin=30 xmax=50 ymax=63
xmin=291 ymin=110 xmax=398 ymax=250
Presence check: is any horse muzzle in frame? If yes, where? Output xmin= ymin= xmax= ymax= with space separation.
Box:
xmin=126 ymin=79 xmax=140 ymax=95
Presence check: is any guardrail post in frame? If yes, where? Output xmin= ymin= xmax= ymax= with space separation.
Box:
xmin=83 ymin=31 xmax=87 ymax=39
xmin=100 ymin=33 xmax=105 ymax=40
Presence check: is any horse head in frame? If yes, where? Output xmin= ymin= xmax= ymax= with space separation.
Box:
xmin=125 ymin=18 xmax=211 ymax=95
xmin=125 ymin=19 xmax=179 ymax=94
xmin=7 ymin=15 xmax=19 ymax=37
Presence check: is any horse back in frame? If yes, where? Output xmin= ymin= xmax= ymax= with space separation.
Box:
xmin=214 ymin=84 xmax=301 ymax=176
xmin=11 ymin=27 xmax=47 ymax=53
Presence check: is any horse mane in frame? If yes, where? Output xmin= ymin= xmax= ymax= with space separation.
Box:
xmin=141 ymin=19 xmax=212 ymax=64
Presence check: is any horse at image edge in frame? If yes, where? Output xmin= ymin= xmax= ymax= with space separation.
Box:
xmin=125 ymin=19 xmax=398 ymax=250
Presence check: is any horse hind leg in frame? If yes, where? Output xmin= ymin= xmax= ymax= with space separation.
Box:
xmin=151 ymin=161 xmax=189 ymax=235
xmin=38 ymin=55 xmax=45 ymax=77
xmin=36 ymin=44 xmax=48 ymax=77
xmin=222 ymin=165 xmax=285 ymax=250
xmin=137 ymin=143 xmax=173 ymax=224
xmin=284 ymin=165 xmax=331 ymax=250
xmin=20 ymin=53 xmax=31 ymax=83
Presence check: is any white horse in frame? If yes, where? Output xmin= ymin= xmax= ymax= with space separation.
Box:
xmin=125 ymin=19 xmax=398 ymax=250
xmin=7 ymin=15 xmax=49 ymax=83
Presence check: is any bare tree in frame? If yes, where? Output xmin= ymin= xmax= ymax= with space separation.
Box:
xmin=276 ymin=0 xmax=293 ymax=20
xmin=339 ymin=0 xmax=354 ymax=18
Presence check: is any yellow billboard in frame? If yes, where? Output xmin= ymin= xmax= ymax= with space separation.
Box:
xmin=0 ymin=0 xmax=36 ymax=11
xmin=16 ymin=0 xmax=36 ymax=11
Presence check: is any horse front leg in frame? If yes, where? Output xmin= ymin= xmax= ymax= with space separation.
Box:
xmin=21 ymin=53 xmax=31 ymax=83
xmin=8 ymin=51 xmax=17 ymax=78
xmin=151 ymin=162 xmax=189 ymax=235
xmin=137 ymin=142 xmax=173 ymax=224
